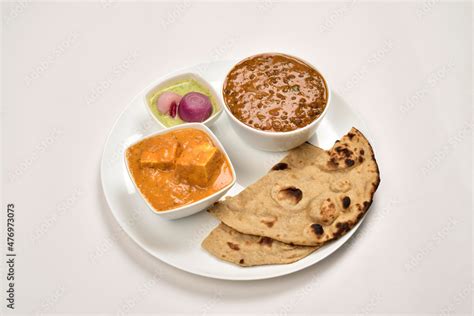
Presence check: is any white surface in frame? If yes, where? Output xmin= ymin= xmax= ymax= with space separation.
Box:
xmin=101 ymin=59 xmax=367 ymax=280
xmin=1 ymin=1 xmax=472 ymax=314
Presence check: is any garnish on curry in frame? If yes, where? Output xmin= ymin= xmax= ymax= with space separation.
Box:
xmin=126 ymin=128 xmax=233 ymax=211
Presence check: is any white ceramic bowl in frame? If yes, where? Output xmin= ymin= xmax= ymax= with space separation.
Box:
xmin=144 ymin=73 xmax=223 ymax=128
xmin=222 ymin=53 xmax=332 ymax=152
xmin=124 ymin=123 xmax=236 ymax=220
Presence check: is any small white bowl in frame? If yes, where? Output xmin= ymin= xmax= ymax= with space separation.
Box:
xmin=124 ymin=123 xmax=236 ymax=220
xmin=222 ymin=53 xmax=332 ymax=152
xmin=144 ymin=73 xmax=223 ymax=128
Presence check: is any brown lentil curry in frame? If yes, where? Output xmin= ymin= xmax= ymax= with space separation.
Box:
xmin=223 ymin=53 xmax=328 ymax=132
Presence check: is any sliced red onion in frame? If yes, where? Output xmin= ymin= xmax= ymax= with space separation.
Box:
xmin=178 ymin=92 xmax=212 ymax=122
xmin=156 ymin=92 xmax=182 ymax=115
xmin=169 ymin=101 xmax=177 ymax=118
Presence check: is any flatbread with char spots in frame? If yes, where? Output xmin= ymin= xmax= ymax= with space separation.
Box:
xmin=202 ymin=223 xmax=318 ymax=267
xmin=208 ymin=127 xmax=380 ymax=246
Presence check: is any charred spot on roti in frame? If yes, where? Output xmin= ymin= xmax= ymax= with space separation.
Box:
xmin=277 ymin=187 xmax=303 ymax=205
xmin=334 ymin=222 xmax=351 ymax=238
xmin=363 ymin=200 xmax=372 ymax=211
xmin=342 ymin=196 xmax=351 ymax=209
xmin=326 ymin=142 xmax=360 ymax=170
xmin=227 ymin=242 xmax=240 ymax=251
xmin=272 ymin=162 xmax=289 ymax=171
xmin=311 ymin=223 xmax=324 ymax=235
xmin=348 ymin=132 xmax=355 ymax=140
xmin=345 ymin=158 xmax=355 ymax=167
xmin=360 ymin=149 xmax=365 ymax=155
xmin=335 ymin=146 xmax=353 ymax=158
xmin=328 ymin=157 xmax=339 ymax=168
xmin=258 ymin=237 xmax=273 ymax=246
xmin=239 ymin=259 xmax=244 ymax=264
xmin=353 ymin=203 xmax=363 ymax=212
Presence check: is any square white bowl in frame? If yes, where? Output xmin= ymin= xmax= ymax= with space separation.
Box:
xmin=124 ymin=123 xmax=236 ymax=220
xmin=144 ymin=73 xmax=223 ymax=128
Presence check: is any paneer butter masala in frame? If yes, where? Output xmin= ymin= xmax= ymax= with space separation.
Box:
xmin=126 ymin=128 xmax=233 ymax=211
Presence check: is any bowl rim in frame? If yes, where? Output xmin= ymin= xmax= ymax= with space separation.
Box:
xmin=143 ymin=72 xmax=224 ymax=129
xmin=221 ymin=52 xmax=332 ymax=137
xmin=123 ymin=123 xmax=236 ymax=216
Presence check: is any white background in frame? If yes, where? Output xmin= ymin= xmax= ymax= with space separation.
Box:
xmin=1 ymin=1 xmax=472 ymax=315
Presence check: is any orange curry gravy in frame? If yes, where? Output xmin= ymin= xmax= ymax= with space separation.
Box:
xmin=126 ymin=128 xmax=233 ymax=211
xmin=223 ymin=53 xmax=328 ymax=132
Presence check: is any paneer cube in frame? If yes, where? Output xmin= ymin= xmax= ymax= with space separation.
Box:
xmin=176 ymin=143 xmax=223 ymax=187
xmin=140 ymin=138 xmax=179 ymax=170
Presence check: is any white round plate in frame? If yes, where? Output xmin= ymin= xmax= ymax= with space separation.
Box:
xmin=100 ymin=60 xmax=368 ymax=281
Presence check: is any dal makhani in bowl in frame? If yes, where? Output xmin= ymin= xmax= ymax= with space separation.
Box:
xmin=125 ymin=124 xmax=236 ymax=220
xmin=223 ymin=53 xmax=331 ymax=152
